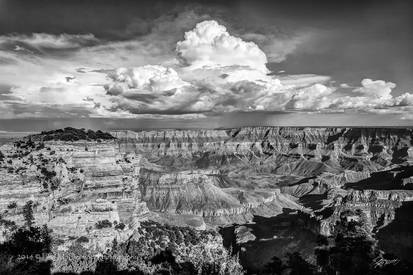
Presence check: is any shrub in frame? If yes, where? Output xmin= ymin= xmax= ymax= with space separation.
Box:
xmin=0 ymin=224 xmax=53 ymax=274
xmin=7 ymin=201 xmax=17 ymax=209
xmin=59 ymin=206 xmax=72 ymax=213
xmin=76 ymin=236 xmax=89 ymax=243
xmin=115 ymin=222 xmax=126 ymax=230
xmin=37 ymin=127 xmax=114 ymax=142
xmin=0 ymin=224 xmax=52 ymax=256
xmin=22 ymin=200 xmax=34 ymax=227
xmin=95 ymin=219 xmax=112 ymax=229
xmin=36 ymin=143 xmax=45 ymax=150
xmin=0 ymin=217 xmax=16 ymax=229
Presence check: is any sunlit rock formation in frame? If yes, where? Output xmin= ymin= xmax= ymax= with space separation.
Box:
xmin=0 ymin=126 xmax=412 ymax=255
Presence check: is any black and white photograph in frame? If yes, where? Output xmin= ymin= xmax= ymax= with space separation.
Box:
xmin=0 ymin=0 xmax=412 ymax=274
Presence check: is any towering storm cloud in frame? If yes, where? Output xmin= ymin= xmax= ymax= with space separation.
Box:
xmin=176 ymin=20 xmax=268 ymax=72
xmin=99 ymin=20 xmax=413 ymax=117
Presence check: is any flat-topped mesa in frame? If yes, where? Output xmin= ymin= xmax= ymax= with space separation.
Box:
xmin=30 ymin=127 xmax=115 ymax=142
xmin=112 ymin=127 xmax=412 ymax=163
xmin=227 ymin=127 xmax=412 ymax=142
xmin=137 ymin=168 xmax=300 ymax=222
xmin=111 ymin=129 xmax=228 ymax=143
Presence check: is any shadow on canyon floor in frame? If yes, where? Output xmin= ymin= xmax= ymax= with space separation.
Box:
xmin=377 ymin=201 xmax=413 ymax=264
xmin=345 ymin=166 xmax=413 ymax=190
xmin=219 ymin=209 xmax=319 ymax=273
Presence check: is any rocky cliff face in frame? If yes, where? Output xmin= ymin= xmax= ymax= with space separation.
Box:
xmin=112 ymin=127 xmax=411 ymax=161
xmin=0 ymin=127 xmax=412 ymax=249
xmin=319 ymin=188 xmax=413 ymax=236
xmin=0 ymin=139 xmax=140 ymax=246
xmin=112 ymin=127 xmax=412 ymax=230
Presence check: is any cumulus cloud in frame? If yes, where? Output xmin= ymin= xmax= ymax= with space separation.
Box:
xmin=286 ymin=83 xmax=335 ymax=110
xmin=0 ymin=15 xmax=412 ymax=121
xmin=103 ymin=65 xmax=202 ymax=114
xmin=353 ymin=78 xmax=396 ymax=99
xmin=242 ymin=32 xmax=312 ymax=63
xmin=101 ymin=64 xmax=286 ymax=115
xmin=97 ymin=21 xmax=305 ymax=116
xmin=285 ymin=78 xmax=413 ymax=113
xmin=176 ymin=20 xmax=268 ymax=72
xmin=394 ymin=93 xmax=413 ymax=106
xmin=0 ymin=15 xmax=322 ymax=119
xmin=107 ymin=66 xmax=189 ymax=93
xmin=93 ymin=22 xmax=413 ymax=118
xmin=331 ymin=79 xmax=405 ymax=110
xmin=101 ymin=62 xmax=332 ymax=115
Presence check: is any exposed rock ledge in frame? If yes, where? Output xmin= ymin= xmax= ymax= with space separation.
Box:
xmin=234 ymin=225 xmax=256 ymax=244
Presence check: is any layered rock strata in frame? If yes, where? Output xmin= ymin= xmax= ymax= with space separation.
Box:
xmin=0 ymin=127 xmax=412 ymax=249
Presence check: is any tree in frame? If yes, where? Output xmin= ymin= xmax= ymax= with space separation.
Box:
xmin=95 ymin=219 xmax=112 ymax=229
xmin=7 ymin=202 xmax=17 ymax=209
xmin=53 ymin=244 xmax=97 ymax=273
xmin=0 ymin=225 xmax=52 ymax=275
xmin=23 ymin=200 xmax=35 ymax=227
xmin=40 ymin=225 xmax=52 ymax=254
xmin=263 ymin=256 xmax=284 ymax=274
xmin=95 ymin=258 xmax=118 ymax=275
xmin=315 ymin=247 xmax=330 ymax=273
xmin=312 ymin=210 xmax=384 ymax=275
xmin=285 ymin=252 xmax=315 ymax=275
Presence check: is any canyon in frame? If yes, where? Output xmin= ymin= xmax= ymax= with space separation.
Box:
xmin=0 ymin=126 xmax=412 ymax=273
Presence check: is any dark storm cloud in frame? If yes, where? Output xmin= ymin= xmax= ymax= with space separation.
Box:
xmin=0 ymin=33 xmax=99 ymax=59
xmin=0 ymin=56 xmax=16 ymax=65
xmin=2 ymin=0 xmax=411 ymax=71
xmin=0 ymin=1 xmax=397 ymax=36
xmin=0 ymin=83 xmax=12 ymax=94
xmin=255 ymin=0 xmax=413 ymax=95
xmin=0 ymin=83 xmax=18 ymax=100
xmin=3 ymin=101 xmax=94 ymax=117
xmin=0 ymin=0 xmax=211 ymax=39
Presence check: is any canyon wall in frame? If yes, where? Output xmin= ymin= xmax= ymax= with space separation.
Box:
xmin=0 ymin=127 xmax=412 ymax=250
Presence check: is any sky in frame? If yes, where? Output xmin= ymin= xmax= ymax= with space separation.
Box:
xmin=0 ymin=0 xmax=412 ymax=131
